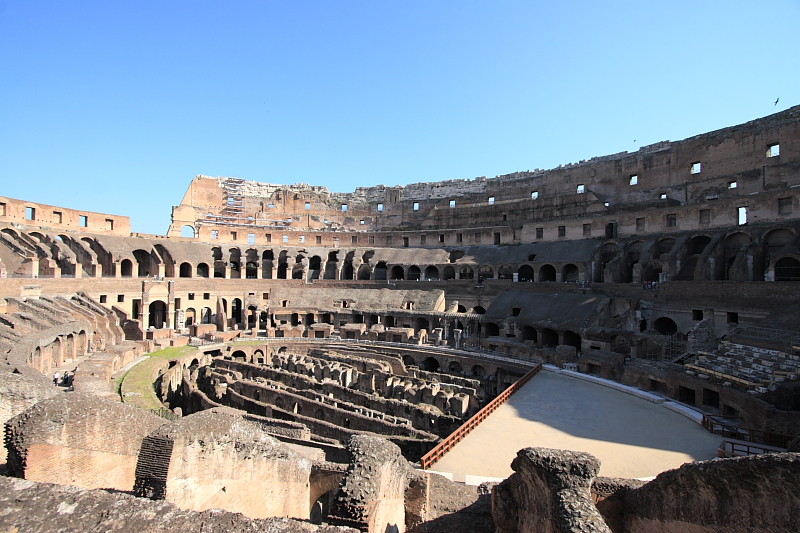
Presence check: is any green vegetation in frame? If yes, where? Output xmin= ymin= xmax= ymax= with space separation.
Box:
xmin=118 ymin=346 xmax=198 ymax=411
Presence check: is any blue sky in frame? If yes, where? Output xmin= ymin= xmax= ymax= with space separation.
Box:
xmin=1 ymin=1 xmax=798 ymax=235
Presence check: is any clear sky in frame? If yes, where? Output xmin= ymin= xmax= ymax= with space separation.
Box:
xmin=1 ymin=1 xmax=798 ymax=235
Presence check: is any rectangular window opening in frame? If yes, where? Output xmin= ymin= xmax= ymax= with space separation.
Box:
xmin=583 ymin=223 xmax=592 ymax=236
xmin=738 ymin=206 xmax=748 ymax=225
xmin=305 ymin=202 xmax=311 ymax=211
xmin=778 ymin=197 xmax=792 ymax=215
xmin=80 ymin=215 xmax=88 ymax=227
xmin=690 ymin=162 xmax=702 ymax=174
xmin=26 ymin=207 xmax=36 ymax=220
xmin=488 ymin=196 xmax=495 ymax=205
xmin=666 ymin=213 xmax=677 ymax=227
xmin=728 ymin=181 xmax=737 ymax=189
xmin=377 ymin=203 xmax=384 ymax=212
xmin=576 ymin=184 xmax=585 ymax=194
xmin=341 ymin=204 xmax=348 ymax=212
xmin=316 ymin=235 xmax=322 ymax=244
xmin=635 ymin=217 xmax=645 ymax=232
xmin=699 ymin=209 xmax=711 ymax=225
xmin=248 ymin=233 xmax=255 ymax=245
xmin=558 ymin=225 xmax=566 ymax=237
xmin=53 ymin=211 xmax=62 ymax=223
xmin=449 ymin=200 xmax=456 ymax=208
xmin=117 ymin=294 xmax=124 ymax=302
xmin=531 ymin=191 xmax=539 ymax=200
xmin=456 ymin=233 xmax=463 ymax=242
xmin=629 ymin=175 xmax=638 ymax=186
xmin=413 ymin=202 xmax=420 ymax=211
xmin=535 ymin=227 xmax=543 ymax=239
xmin=767 ymin=143 xmax=780 ymax=158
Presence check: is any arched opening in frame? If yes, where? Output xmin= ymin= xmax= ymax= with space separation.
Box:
xmin=775 ymin=257 xmax=800 ymax=281
xmin=180 ymin=225 xmax=196 ymax=238
xmin=485 ymin=322 xmax=500 ymax=337
xmin=201 ymin=307 xmax=212 ymax=324
xmin=424 ymin=266 xmax=439 ymax=280
xmin=654 ymin=317 xmax=678 ymax=335
xmin=541 ymin=328 xmax=559 ymax=347
xmin=472 ymin=306 xmax=486 ymax=314
xmin=357 ymin=264 xmax=372 ymax=280
xmin=196 ymin=262 xmax=209 ymax=278
xmin=407 ymin=265 xmax=421 ymax=281
xmin=309 ymin=256 xmax=322 ymax=280
xmin=254 ymin=349 xmax=265 ymax=364
xmin=262 ymin=250 xmax=274 ymax=279
xmin=518 ymin=264 xmax=534 ymax=282
xmin=448 ymin=361 xmax=463 ymax=373
xmin=521 ymin=326 xmax=537 ymax=342
xmin=478 ymin=265 xmax=493 ymax=280
xmin=596 ymin=242 xmax=622 ymax=282
xmin=422 ymin=357 xmax=440 ymax=372
xmin=390 ymin=265 xmax=404 ymax=280
xmin=324 ymin=251 xmax=338 ymax=280
xmin=562 ymin=263 xmax=579 ymax=282
xmin=247 ymin=306 xmax=258 ymax=329
xmin=563 ymin=330 xmax=581 ymax=352
xmin=539 ymin=264 xmax=556 ymax=282
xmin=402 ymin=355 xmax=415 ymax=368
xmin=459 ymin=266 xmax=474 ymax=279
xmin=148 ymin=301 xmax=167 ymax=329
xmin=184 ymin=308 xmax=196 ymax=327
xmin=723 ymin=232 xmax=751 ymax=281
xmin=497 ymin=265 xmax=514 ymax=280
xmin=687 ymin=235 xmax=711 ymax=255
xmin=374 ymin=261 xmax=388 ymax=280
xmin=246 ymin=262 xmax=258 ymax=279
xmin=179 ymin=262 xmax=192 ymax=278
xmin=120 ymin=259 xmax=133 ymax=277
xmin=132 ymin=249 xmax=152 ymax=277
xmin=442 ymin=265 xmax=455 ymax=280
xmin=471 ymin=365 xmax=485 ymax=378
xmin=231 ymin=298 xmax=242 ymax=325
xmin=656 ymin=238 xmax=675 ymax=257
xmin=232 ymin=350 xmax=247 ymax=362
xmin=292 ymin=256 xmax=305 ymax=279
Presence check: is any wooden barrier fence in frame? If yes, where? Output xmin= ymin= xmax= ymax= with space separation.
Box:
xmin=419 ymin=363 xmax=542 ymax=470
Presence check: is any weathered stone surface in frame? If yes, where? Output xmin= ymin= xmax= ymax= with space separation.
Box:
xmin=135 ymin=409 xmax=312 ymax=520
xmin=624 ymin=452 xmax=800 ymax=533
xmin=0 ymin=368 xmax=58 ymax=465
xmin=329 ymin=434 xmax=412 ymax=532
xmin=492 ymin=447 xmax=611 ymax=533
xmin=0 ymin=475 xmax=356 ymax=532
xmin=5 ymin=392 xmax=163 ymax=491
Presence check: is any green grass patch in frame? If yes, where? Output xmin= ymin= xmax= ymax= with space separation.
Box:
xmin=119 ymin=346 xmax=199 ymax=411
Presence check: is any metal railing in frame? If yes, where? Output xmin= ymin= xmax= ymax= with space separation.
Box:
xmin=419 ymin=363 xmax=542 ymax=470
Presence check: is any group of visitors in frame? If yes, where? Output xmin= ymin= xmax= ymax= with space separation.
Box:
xmin=52 ymin=370 xmax=74 ymax=389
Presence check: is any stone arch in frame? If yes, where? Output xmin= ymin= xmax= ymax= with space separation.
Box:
xmin=442 ymin=265 xmax=455 ymax=280
xmin=723 ymin=232 xmax=752 ymax=281
xmin=120 ymin=259 xmax=133 ymax=277
xmin=656 ymin=238 xmax=675 ymax=256
xmin=541 ymin=328 xmax=558 ymax=347
xmin=132 ymin=249 xmax=152 ymax=278
xmin=407 ymin=265 xmax=421 ymax=281
xmin=148 ymin=301 xmax=167 ymax=329
xmin=687 ymin=235 xmax=711 ymax=256
xmin=521 ymin=326 xmax=537 ymax=342
xmin=459 ymin=266 xmax=474 ymax=279
xmin=179 ymin=262 xmax=192 ymax=278
xmin=622 ymin=241 xmax=643 ymax=283
xmin=415 ymin=317 xmax=429 ymax=333
xmin=471 ymin=365 xmax=485 ymax=378
xmin=390 ymin=265 xmax=404 ymax=280
xmin=309 ymin=256 xmax=322 ymax=280
xmin=478 ymin=265 xmax=494 ymax=280
xmin=228 ymin=248 xmax=242 ymax=279
xmin=180 ymin=225 xmax=196 ymax=238
xmin=472 ymin=306 xmax=486 ymax=314
xmin=262 ymin=250 xmax=274 ymax=279
xmin=497 ymin=265 xmax=514 ymax=280
xmin=518 ymin=264 xmax=534 ymax=282
xmin=402 ymin=355 xmax=415 ymax=368
xmin=562 ymin=263 xmax=579 ymax=283
xmin=653 ymin=317 xmax=678 ymax=335
xmin=539 ymin=264 xmax=556 ymax=282
xmin=424 ymin=265 xmax=439 ymax=280
xmin=485 ymin=322 xmax=500 ymax=337
xmin=596 ymin=242 xmax=622 ymax=282
xmin=184 ymin=308 xmax=196 ymax=327
xmin=422 ymin=357 xmax=440 ymax=372
xmin=231 ymin=298 xmax=243 ymax=325
xmin=563 ymin=330 xmax=581 ymax=352
xmin=763 ymin=228 xmax=796 ymax=255
xmin=374 ymin=261 xmax=388 ymax=280
xmin=774 ymin=256 xmax=800 ymax=281
xmin=201 ymin=307 xmax=212 ymax=324
xmin=196 ymin=262 xmax=209 ymax=278
xmin=357 ymin=264 xmax=372 ymax=280
xmin=231 ymin=350 xmax=247 ymax=361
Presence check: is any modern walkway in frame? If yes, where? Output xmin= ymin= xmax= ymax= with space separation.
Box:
xmin=429 ymin=370 xmax=721 ymax=480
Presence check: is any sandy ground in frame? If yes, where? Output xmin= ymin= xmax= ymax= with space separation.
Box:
xmin=430 ymin=370 xmax=722 ymax=480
